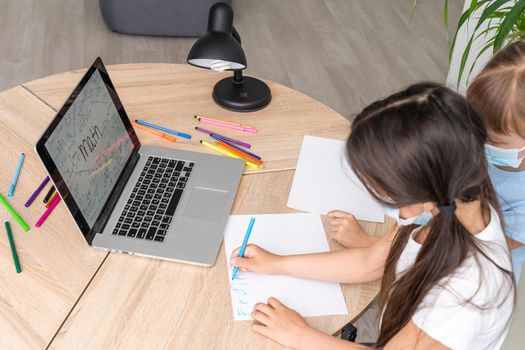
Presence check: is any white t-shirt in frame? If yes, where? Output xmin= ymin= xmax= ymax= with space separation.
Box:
xmin=395 ymin=208 xmax=515 ymax=350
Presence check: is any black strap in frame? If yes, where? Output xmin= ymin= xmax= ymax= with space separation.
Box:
xmin=438 ymin=202 xmax=457 ymax=213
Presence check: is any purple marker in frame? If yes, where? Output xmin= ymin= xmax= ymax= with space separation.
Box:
xmin=25 ymin=176 xmax=50 ymax=207
xmin=194 ymin=126 xmax=251 ymax=149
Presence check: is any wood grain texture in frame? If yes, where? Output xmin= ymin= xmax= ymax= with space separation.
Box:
xmin=49 ymin=170 xmax=385 ymax=350
xmin=1 ymin=63 xmax=384 ymax=349
xmin=0 ymin=87 xmax=107 ymax=349
xmin=23 ymin=63 xmax=352 ymax=174
xmin=0 ymin=0 xmax=463 ymax=118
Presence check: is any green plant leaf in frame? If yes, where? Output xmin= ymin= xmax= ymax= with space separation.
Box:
xmin=452 ymin=0 xmax=509 ymax=85
xmin=449 ymin=0 xmax=492 ymax=62
xmin=467 ymin=39 xmax=496 ymax=83
xmin=457 ymin=35 xmax=475 ymax=87
xmin=494 ymin=0 xmax=525 ymax=51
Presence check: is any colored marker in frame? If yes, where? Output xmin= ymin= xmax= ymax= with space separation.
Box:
xmin=232 ymin=217 xmax=256 ymax=280
xmin=43 ymin=186 xmax=55 ymax=203
xmin=25 ymin=176 xmax=50 ymax=207
xmin=200 ymin=140 xmax=260 ymax=169
xmin=195 ymin=115 xmax=257 ymax=133
xmin=210 ymin=135 xmax=261 ymax=160
xmin=132 ymin=121 xmax=176 ymax=142
xmin=135 ymin=119 xmax=191 ymax=139
xmin=46 ymin=193 xmax=59 ymax=208
xmin=35 ymin=195 xmax=61 ymax=228
xmin=194 ymin=127 xmax=251 ymax=148
xmin=5 ymin=222 xmax=21 ymax=273
xmin=215 ymin=140 xmax=262 ymax=165
xmin=195 ymin=116 xmax=257 ymax=134
xmin=0 ymin=194 xmax=29 ymax=231
xmin=8 ymin=153 xmax=25 ymax=197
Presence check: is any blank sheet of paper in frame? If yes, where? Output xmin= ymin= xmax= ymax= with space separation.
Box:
xmin=287 ymin=135 xmax=385 ymax=223
xmin=224 ymin=213 xmax=348 ymax=321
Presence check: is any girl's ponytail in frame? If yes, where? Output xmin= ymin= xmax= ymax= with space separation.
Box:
xmin=347 ymin=83 xmax=515 ymax=348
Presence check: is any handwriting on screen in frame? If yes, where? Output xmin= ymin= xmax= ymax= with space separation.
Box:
xmin=77 ymin=125 xmax=103 ymax=162
xmin=45 ymin=69 xmax=134 ymax=226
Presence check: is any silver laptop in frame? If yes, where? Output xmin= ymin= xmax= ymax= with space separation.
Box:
xmin=35 ymin=57 xmax=244 ymax=266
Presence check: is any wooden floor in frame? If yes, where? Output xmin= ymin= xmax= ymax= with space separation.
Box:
xmin=0 ymin=0 xmax=462 ymax=118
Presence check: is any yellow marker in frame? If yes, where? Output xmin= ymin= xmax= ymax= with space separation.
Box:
xmin=200 ymin=140 xmax=260 ymax=169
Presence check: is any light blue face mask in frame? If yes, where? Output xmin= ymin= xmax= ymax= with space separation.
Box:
xmin=383 ymin=206 xmax=433 ymax=226
xmin=485 ymin=144 xmax=525 ymax=168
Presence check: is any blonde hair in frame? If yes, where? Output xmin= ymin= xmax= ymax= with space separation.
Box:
xmin=467 ymin=41 xmax=525 ymax=138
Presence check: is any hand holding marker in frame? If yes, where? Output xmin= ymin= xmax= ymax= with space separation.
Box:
xmin=232 ymin=217 xmax=256 ymax=280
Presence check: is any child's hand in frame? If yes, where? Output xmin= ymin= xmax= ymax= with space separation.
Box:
xmin=251 ymin=297 xmax=311 ymax=348
xmin=230 ymin=244 xmax=281 ymax=275
xmin=326 ymin=210 xmax=379 ymax=248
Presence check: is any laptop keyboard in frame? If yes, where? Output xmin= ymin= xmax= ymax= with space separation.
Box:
xmin=112 ymin=156 xmax=194 ymax=242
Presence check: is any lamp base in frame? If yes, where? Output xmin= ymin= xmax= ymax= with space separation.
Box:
xmin=212 ymin=76 xmax=271 ymax=112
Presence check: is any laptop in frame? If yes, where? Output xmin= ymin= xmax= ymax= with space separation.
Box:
xmin=35 ymin=57 xmax=244 ymax=266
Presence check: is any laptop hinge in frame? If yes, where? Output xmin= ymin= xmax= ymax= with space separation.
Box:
xmin=86 ymin=150 xmax=141 ymax=244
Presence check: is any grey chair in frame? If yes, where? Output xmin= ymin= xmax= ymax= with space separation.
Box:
xmin=99 ymin=0 xmax=231 ymax=37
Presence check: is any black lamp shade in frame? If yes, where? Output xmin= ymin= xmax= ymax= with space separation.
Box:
xmin=187 ymin=32 xmax=246 ymax=70
xmin=186 ymin=2 xmax=271 ymax=112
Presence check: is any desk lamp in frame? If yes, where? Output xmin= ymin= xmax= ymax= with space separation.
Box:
xmin=187 ymin=2 xmax=271 ymax=112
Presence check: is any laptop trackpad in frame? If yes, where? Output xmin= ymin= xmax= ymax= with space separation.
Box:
xmin=183 ymin=187 xmax=228 ymax=221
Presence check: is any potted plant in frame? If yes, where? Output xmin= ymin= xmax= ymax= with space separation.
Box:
xmin=414 ymin=0 xmax=525 ymax=87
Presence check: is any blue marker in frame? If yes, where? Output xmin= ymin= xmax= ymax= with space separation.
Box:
xmin=210 ymin=135 xmax=261 ymax=160
xmin=8 ymin=153 xmax=25 ymax=197
xmin=135 ymin=119 xmax=192 ymax=139
xmin=232 ymin=217 xmax=256 ymax=280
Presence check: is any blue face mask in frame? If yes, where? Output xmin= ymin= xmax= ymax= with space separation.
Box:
xmin=485 ymin=144 xmax=525 ymax=168
xmin=383 ymin=206 xmax=433 ymax=226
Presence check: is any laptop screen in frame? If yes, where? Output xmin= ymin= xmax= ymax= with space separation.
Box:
xmin=44 ymin=69 xmax=134 ymax=227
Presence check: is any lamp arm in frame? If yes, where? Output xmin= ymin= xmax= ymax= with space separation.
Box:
xmin=233 ymin=69 xmax=244 ymax=83
xmin=232 ymin=27 xmax=242 ymax=45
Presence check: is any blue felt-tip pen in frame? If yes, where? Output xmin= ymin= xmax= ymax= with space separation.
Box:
xmin=232 ymin=217 xmax=256 ymax=281
xmin=135 ymin=119 xmax=192 ymax=139
xmin=8 ymin=153 xmax=25 ymax=197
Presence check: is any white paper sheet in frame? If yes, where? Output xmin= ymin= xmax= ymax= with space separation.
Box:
xmin=287 ymin=135 xmax=385 ymax=223
xmin=224 ymin=213 xmax=348 ymax=321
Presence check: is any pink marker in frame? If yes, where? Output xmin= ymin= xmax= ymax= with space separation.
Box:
xmin=196 ymin=116 xmax=257 ymax=134
xmin=35 ymin=195 xmax=61 ymax=228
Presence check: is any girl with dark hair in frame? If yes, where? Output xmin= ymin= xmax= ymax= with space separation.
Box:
xmin=230 ymin=83 xmax=515 ymax=349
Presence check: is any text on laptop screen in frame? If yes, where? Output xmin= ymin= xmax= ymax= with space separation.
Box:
xmin=45 ymin=70 xmax=134 ymax=227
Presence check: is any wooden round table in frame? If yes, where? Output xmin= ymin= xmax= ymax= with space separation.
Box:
xmin=0 ymin=64 xmax=384 ymax=349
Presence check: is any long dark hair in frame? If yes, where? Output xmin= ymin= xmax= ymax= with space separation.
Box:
xmin=346 ymin=83 xmax=515 ymax=348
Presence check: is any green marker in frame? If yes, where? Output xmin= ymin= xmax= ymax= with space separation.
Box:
xmin=5 ymin=222 xmax=21 ymax=273
xmin=0 ymin=194 xmax=29 ymax=231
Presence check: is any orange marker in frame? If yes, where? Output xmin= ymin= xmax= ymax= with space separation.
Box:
xmin=215 ymin=140 xmax=263 ymax=165
xmin=46 ymin=193 xmax=58 ymax=208
xmin=132 ymin=121 xmax=177 ymax=142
